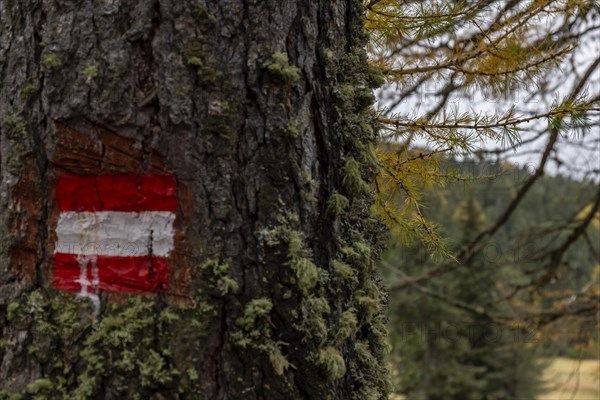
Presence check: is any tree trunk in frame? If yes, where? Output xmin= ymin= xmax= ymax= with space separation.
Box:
xmin=0 ymin=1 xmax=389 ymax=398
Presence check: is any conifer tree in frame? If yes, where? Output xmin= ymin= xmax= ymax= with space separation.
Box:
xmin=0 ymin=1 xmax=390 ymax=398
xmin=387 ymin=195 xmax=543 ymax=399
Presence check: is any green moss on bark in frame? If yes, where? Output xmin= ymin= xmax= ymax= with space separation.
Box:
xmin=314 ymin=347 xmax=346 ymax=380
xmin=327 ymin=192 xmax=350 ymax=215
xmin=82 ymin=65 xmax=98 ymax=78
xmin=321 ymin=1 xmax=392 ymax=398
xmin=2 ymin=289 xmax=220 ymax=398
xmin=200 ymin=258 xmax=239 ymax=296
xmin=262 ymin=52 xmax=301 ymax=86
xmin=41 ymin=52 xmax=62 ymax=69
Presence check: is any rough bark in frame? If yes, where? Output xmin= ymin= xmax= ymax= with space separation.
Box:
xmin=0 ymin=0 xmax=389 ymax=399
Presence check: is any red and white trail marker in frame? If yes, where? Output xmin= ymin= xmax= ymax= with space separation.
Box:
xmin=52 ymin=174 xmax=178 ymax=305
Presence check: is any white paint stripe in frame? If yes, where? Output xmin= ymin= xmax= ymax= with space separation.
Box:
xmin=55 ymin=211 xmax=175 ymax=257
xmin=77 ymin=254 xmax=100 ymax=318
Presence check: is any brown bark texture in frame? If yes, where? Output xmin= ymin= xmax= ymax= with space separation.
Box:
xmin=0 ymin=0 xmax=389 ymax=398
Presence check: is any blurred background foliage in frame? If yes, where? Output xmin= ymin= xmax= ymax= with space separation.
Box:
xmin=362 ymin=0 xmax=600 ymax=398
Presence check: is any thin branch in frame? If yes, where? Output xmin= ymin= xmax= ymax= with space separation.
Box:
xmin=536 ymin=187 xmax=600 ymax=287
xmin=389 ymin=122 xmax=560 ymax=290
xmin=378 ymin=108 xmax=599 ymax=131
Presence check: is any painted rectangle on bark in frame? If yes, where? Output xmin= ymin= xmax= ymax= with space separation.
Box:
xmin=52 ymin=173 xmax=177 ymax=294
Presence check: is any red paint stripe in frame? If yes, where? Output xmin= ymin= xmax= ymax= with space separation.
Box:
xmin=52 ymin=253 xmax=170 ymax=293
xmin=56 ymin=174 xmax=177 ymax=212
